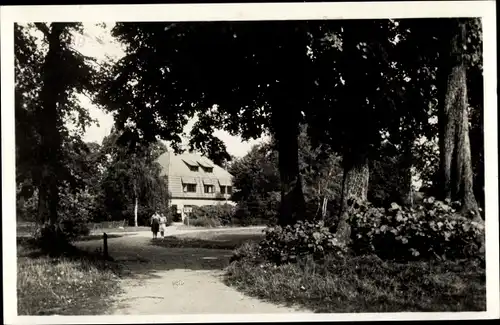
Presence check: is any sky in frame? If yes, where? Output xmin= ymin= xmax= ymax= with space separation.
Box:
xmin=70 ymin=23 xmax=267 ymax=158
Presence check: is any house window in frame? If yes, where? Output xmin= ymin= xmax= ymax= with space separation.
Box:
xmin=204 ymin=185 xmax=214 ymax=193
xmin=220 ymin=186 xmax=226 ymax=194
xmin=188 ymin=166 xmax=199 ymax=172
xmin=202 ymin=167 xmax=213 ymax=173
xmin=183 ymin=184 xmax=197 ymax=193
xmin=227 ymin=186 xmax=233 ymax=195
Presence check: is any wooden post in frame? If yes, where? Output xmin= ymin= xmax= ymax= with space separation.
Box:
xmin=103 ymin=232 xmax=108 ymax=258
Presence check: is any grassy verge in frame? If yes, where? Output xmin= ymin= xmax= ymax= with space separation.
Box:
xmin=151 ymin=232 xmax=264 ymax=250
xmin=78 ymin=233 xmax=130 ymax=241
xmin=182 ymin=216 xmax=268 ymax=228
xmin=17 ymin=239 xmax=123 ymax=315
xmin=90 ymin=226 xmax=150 ymax=235
xmin=225 ymin=244 xmax=486 ymax=312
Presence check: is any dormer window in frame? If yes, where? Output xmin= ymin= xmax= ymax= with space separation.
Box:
xmin=182 ymin=159 xmax=199 ymax=172
xmin=198 ymin=160 xmax=214 ymax=173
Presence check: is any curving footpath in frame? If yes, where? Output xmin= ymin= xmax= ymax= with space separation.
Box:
xmin=75 ymin=225 xmax=308 ymax=314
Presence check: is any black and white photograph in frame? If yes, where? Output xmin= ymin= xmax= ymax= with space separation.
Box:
xmin=1 ymin=1 xmax=498 ymax=323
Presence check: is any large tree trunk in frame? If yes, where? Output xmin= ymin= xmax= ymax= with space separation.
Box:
xmin=332 ymin=22 xmax=373 ymax=243
xmin=270 ymin=102 xmax=306 ymax=226
xmin=35 ymin=24 xmax=65 ymax=226
xmin=37 ymin=182 xmax=49 ymax=224
xmin=438 ymin=20 xmax=482 ymax=223
xmin=268 ymin=23 xmax=310 ymax=226
xmin=274 ymin=120 xmax=306 ymax=226
xmin=335 ymin=153 xmax=369 ymax=244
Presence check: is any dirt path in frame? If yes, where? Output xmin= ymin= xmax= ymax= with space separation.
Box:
xmin=76 ymin=225 xmax=307 ymax=314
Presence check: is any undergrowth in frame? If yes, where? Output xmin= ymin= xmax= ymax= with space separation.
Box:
xmin=17 ymin=239 xmax=122 ymax=315
xmin=226 ymin=197 xmax=486 ymax=313
xmin=226 ymin=243 xmax=486 ymax=312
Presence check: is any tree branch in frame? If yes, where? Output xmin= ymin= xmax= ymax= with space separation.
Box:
xmin=34 ymin=23 xmax=50 ymax=39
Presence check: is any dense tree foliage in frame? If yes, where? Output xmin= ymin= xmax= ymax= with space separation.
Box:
xmin=15 ymin=23 xmax=101 ymax=236
xmin=15 ymin=23 xmax=169 ymax=231
xmin=368 ymin=144 xmax=405 ymax=208
xmin=15 ymin=18 xmax=485 ymax=251
xmin=229 ymin=125 xmax=343 ymax=224
xmin=95 ymin=18 xmax=484 ymax=241
xmin=98 ymin=130 xmax=170 ymax=226
xmin=98 ymin=21 xmax=329 ymax=226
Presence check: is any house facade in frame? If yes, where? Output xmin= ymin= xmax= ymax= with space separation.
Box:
xmin=156 ymin=151 xmax=235 ymax=221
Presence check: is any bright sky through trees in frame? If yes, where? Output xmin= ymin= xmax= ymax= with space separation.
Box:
xmin=24 ymin=22 xmax=267 ymax=158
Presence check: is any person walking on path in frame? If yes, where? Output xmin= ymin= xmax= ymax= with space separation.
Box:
xmin=159 ymin=213 xmax=168 ymax=239
xmin=151 ymin=212 xmax=160 ymax=239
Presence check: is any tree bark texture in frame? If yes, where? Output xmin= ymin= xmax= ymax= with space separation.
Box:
xmin=335 ymin=153 xmax=370 ymax=244
xmin=438 ymin=21 xmax=482 ymax=222
xmin=332 ymin=22 xmax=372 ymax=243
xmin=36 ymin=24 xmax=65 ymax=226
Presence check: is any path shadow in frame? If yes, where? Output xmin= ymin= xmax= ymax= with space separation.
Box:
xmin=16 ymin=236 xmax=123 ymax=275
xmin=151 ymin=233 xmax=263 ymax=250
xmin=74 ymin=232 xmax=264 ymax=281
xmin=78 ymin=233 xmax=132 ymax=242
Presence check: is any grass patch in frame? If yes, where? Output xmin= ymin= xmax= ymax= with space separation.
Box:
xmin=17 ymin=240 xmax=123 ymax=315
xmin=78 ymin=233 xmax=129 ymax=241
xmin=182 ymin=216 xmax=267 ymax=228
xmin=90 ymin=226 xmax=150 ymax=235
xmin=184 ymin=216 xmax=222 ymax=228
xmin=225 ymin=244 xmax=486 ymax=312
xmin=151 ymin=232 xmax=264 ymax=250
xmin=17 ymin=221 xmax=37 ymax=237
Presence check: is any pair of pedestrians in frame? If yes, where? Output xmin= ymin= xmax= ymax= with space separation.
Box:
xmin=151 ymin=212 xmax=168 ymax=239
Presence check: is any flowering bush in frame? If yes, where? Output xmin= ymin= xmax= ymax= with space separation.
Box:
xmin=348 ymin=198 xmax=485 ymax=261
xmin=259 ymin=220 xmax=347 ymax=264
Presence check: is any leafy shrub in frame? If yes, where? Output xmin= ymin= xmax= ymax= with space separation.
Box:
xmin=17 ymin=189 xmax=39 ymax=223
xmin=233 ymin=192 xmax=280 ymax=225
xmin=368 ymin=148 xmax=411 ymax=208
xmin=184 ymin=215 xmax=221 ymax=228
xmin=58 ymin=188 xmax=92 ymax=239
xmin=32 ymin=223 xmax=74 ymax=255
xmin=348 ymin=198 xmax=485 ymax=261
xmin=259 ymin=220 xmax=346 ymax=264
xmin=230 ymin=241 xmax=262 ymax=264
xmin=188 ymin=204 xmax=235 ymax=226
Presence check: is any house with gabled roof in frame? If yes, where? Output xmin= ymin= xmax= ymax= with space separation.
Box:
xmin=156 ymin=151 xmax=235 ymax=222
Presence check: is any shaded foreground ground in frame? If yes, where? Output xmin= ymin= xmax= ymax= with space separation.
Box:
xmin=18 ymin=223 xmax=484 ymax=315
xmin=17 ymin=238 xmax=122 ymax=315
xmin=226 ymin=251 xmax=486 ymax=313
xmin=74 ymin=225 xmax=309 ymax=314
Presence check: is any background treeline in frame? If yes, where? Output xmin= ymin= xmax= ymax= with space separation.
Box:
xmin=16 ymin=125 xmax=172 ymax=237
